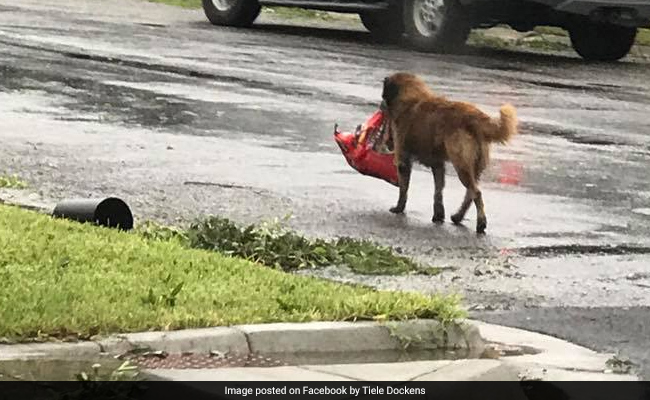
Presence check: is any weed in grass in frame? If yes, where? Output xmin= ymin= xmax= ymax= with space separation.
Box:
xmin=141 ymin=273 xmax=185 ymax=308
xmin=77 ymin=361 xmax=142 ymax=382
xmin=185 ymin=215 xmax=440 ymax=275
xmin=0 ymin=174 xmax=27 ymax=189
xmin=135 ymin=220 xmax=187 ymax=243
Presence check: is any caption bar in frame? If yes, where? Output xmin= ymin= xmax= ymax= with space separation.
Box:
xmin=225 ymin=385 xmax=425 ymax=397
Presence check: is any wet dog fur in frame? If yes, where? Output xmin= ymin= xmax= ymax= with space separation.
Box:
xmin=381 ymin=72 xmax=518 ymax=234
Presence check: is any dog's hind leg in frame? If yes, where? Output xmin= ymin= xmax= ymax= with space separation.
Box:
xmin=450 ymin=167 xmax=475 ymax=225
xmin=473 ymin=188 xmax=487 ymax=234
xmin=451 ymin=167 xmax=486 ymax=234
xmin=431 ymin=161 xmax=445 ymax=223
xmin=473 ymin=145 xmax=489 ymax=233
xmin=447 ymin=133 xmax=486 ymax=233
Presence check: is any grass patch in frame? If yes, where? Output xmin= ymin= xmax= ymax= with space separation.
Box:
xmin=0 ymin=205 xmax=462 ymax=341
xmin=520 ymin=36 xmax=570 ymax=52
xmin=265 ymin=6 xmax=339 ymax=21
xmin=637 ymin=28 xmax=650 ymax=46
xmin=144 ymin=0 xmax=336 ymax=19
xmin=141 ymin=215 xmax=441 ymax=276
xmin=468 ymin=31 xmax=513 ymax=49
xmin=469 ymin=30 xmax=570 ymax=52
xmin=146 ymin=0 xmax=200 ymax=8
xmin=533 ymin=26 xmax=650 ymax=47
xmin=534 ymin=26 xmax=568 ymax=37
xmin=0 ymin=174 xmax=27 ymax=189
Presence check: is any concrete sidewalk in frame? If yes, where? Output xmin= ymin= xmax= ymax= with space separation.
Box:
xmin=140 ymin=321 xmax=639 ymax=382
xmin=146 ymin=358 xmax=637 ymax=381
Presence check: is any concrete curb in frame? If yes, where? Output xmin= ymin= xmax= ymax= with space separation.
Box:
xmin=0 ymin=320 xmax=482 ymax=359
xmin=0 ymin=319 xmax=640 ymax=381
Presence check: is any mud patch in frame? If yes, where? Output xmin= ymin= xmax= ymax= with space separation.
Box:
xmin=516 ymin=244 xmax=650 ymax=257
xmin=521 ymin=121 xmax=622 ymax=147
xmin=519 ymin=78 xmax=602 ymax=92
xmin=0 ymin=5 xmax=20 ymax=12
xmin=0 ymin=357 xmax=123 ymax=381
xmin=183 ymin=181 xmax=268 ymax=196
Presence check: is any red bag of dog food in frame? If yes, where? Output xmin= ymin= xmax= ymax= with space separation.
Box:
xmin=333 ymin=110 xmax=399 ymax=187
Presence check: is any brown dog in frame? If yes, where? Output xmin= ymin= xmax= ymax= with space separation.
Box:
xmin=380 ymin=72 xmax=518 ymax=234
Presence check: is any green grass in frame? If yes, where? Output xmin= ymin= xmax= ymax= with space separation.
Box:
xmin=0 ymin=174 xmax=27 ymax=189
xmin=146 ymin=0 xmax=200 ymax=8
xmin=265 ymin=7 xmax=340 ymax=21
xmin=468 ymin=31 xmax=513 ymax=49
xmin=0 ymin=205 xmax=462 ymax=341
xmin=534 ymin=26 xmax=568 ymax=37
xmin=145 ymin=0 xmax=337 ymax=19
xmin=469 ymin=29 xmax=571 ymax=52
xmin=636 ymin=28 xmax=650 ymax=46
xmin=534 ymin=26 xmax=650 ymax=47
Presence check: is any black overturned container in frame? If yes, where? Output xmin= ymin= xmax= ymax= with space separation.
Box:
xmin=52 ymin=197 xmax=134 ymax=231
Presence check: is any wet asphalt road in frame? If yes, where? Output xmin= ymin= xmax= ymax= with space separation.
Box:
xmin=1 ymin=0 xmax=650 ymax=378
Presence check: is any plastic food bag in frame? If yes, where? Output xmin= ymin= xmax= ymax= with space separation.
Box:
xmin=333 ymin=110 xmax=398 ymax=187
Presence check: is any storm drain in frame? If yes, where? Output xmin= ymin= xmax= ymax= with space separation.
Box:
xmin=125 ymin=352 xmax=289 ymax=369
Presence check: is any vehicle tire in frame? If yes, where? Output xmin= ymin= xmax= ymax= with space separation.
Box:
xmin=403 ymin=0 xmax=470 ymax=53
xmin=359 ymin=7 xmax=404 ymax=43
xmin=568 ymin=22 xmax=637 ymax=61
xmin=202 ymin=0 xmax=261 ymax=27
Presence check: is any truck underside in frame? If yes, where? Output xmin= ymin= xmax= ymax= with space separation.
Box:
xmin=201 ymin=0 xmax=649 ymax=61
xmin=259 ymin=0 xmax=650 ymax=29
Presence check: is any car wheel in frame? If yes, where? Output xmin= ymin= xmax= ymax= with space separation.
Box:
xmin=359 ymin=7 xmax=404 ymax=43
xmin=202 ymin=0 xmax=261 ymax=27
xmin=403 ymin=0 xmax=470 ymax=53
xmin=568 ymin=22 xmax=637 ymax=61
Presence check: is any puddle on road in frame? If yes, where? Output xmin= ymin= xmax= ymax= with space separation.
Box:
xmin=0 ymin=63 xmax=338 ymax=152
xmin=516 ymin=244 xmax=650 ymax=257
xmin=0 ymin=357 xmax=124 ymax=381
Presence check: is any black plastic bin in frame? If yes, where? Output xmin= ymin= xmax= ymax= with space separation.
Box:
xmin=52 ymin=197 xmax=134 ymax=231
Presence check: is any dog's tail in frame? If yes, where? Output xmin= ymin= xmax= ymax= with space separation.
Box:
xmin=484 ymin=103 xmax=518 ymax=144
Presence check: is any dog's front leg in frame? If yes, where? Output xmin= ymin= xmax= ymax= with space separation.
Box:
xmin=390 ymin=137 xmax=411 ymax=214
xmin=390 ymin=159 xmax=411 ymax=214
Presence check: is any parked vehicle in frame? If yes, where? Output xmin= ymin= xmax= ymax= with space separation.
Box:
xmin=201 ymin=0 xmax=650 ymax=61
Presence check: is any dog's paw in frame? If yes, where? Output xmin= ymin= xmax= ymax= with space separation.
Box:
xmin=433 ymin=204 xmax=445 ymax=223
xmin=476 ymin=218 xmax=487 ymax=234
xmin=432 ymin=214 xmax=445 ymax=224
xmin=451 ymin=213 xmax=464 ymax=225
xmin=390 ymin=206 xmax=405 ymax=214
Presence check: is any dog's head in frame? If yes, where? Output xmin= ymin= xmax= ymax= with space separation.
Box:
xmin=381 ymin=72 xmax=423 ymax=111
